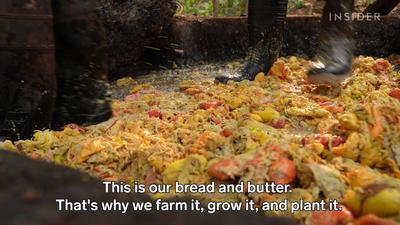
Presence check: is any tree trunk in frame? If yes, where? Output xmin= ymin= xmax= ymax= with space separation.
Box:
xmin=213 ymin=0 xmax=220 ymax=17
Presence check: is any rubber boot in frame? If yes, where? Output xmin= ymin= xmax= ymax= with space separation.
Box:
xmin=394 ymin=64 xmax=400 ymax=72
xmin=0 ymin=0 xmax=57 ymax=141
xmin=216 ymin=0 xmax=288 ymax=83
xmin=51 ymin=0 xmax=112 ymax=129
xmin=0 ymin=54 xmax=57 ymax=141
xmin=307 ymin=0 xmax=355 ymax=85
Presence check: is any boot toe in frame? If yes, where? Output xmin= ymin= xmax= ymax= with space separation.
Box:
xmin=394 ymin=64 xmax=400 ymax=72
xmin=215 ymin=76 xmax=232 ymax=84
xmin=308 ymin=64 xmax=351 ymax=85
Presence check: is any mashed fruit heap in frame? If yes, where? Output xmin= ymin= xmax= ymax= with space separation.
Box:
xmin=2 ymin=56 xmax=400 ymax=224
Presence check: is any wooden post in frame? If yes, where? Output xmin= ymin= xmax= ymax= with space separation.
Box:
xmin=241 ymin=0 xmax=249 ymax=16
xmin=213 ymin=0 xmax=220 ymax=17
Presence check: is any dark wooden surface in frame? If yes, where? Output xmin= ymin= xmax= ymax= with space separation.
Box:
xmin=136 ymin=15 xmax=400 ymax=75
xmin=0 ymin=150 xmax=297 ymax=225
xmin=98 ymin=0 xmax=177 ymax=76
xmin=0 ymin=0 xmax=56 ymax=139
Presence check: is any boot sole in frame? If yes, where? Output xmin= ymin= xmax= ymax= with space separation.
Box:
xmin=74 ymin=108 xmax=112 ymax=126
xmin=307 ymin=72 xmax=351 ymax=85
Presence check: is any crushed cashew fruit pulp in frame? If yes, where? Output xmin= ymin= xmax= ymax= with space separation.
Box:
xmin=2 ymin=56 xmax=400 ymax=224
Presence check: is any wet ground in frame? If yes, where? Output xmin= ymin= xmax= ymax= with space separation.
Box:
xmin=111 ymin=60 xmax=246 ymax=98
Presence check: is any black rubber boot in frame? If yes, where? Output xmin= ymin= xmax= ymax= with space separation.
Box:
xmin=307 ymin=0 xmax=355 ymax=85
xmin=0 ymin=53 xmax=57 ymax=141
xmin=51 ymin=0 xmax=112 ymax=129
xmin=216 ymin=0 xmax=288 ymax=83
xmin=0 ymin=0 xmax=57 ymax=141
xmin=394 ymin=64 xmax=400 ymax=72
